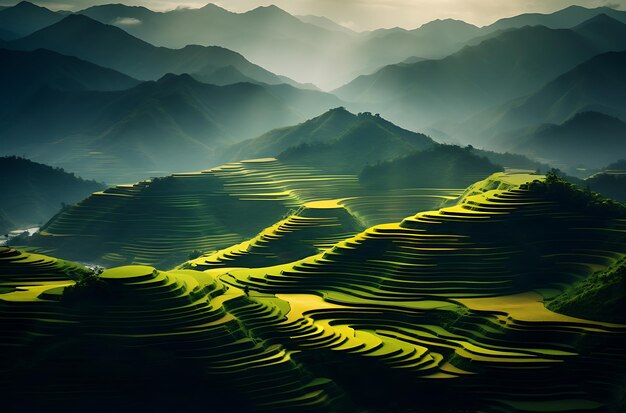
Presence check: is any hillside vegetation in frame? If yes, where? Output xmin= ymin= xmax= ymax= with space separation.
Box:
xmin=0 ymin=156 xmax=104 ymax=233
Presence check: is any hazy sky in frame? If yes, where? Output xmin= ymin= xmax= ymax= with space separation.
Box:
xmin=10 ymin=0 xmax=626 ymax=30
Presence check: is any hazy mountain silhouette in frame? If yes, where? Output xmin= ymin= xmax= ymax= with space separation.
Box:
xmin=0 ymin=156 xmax=104 ymax=233
xmin=0 ymin=27 xmax=18 ymax=41
xmin=359 ymin=145 xmax=504 ymax=189
xmin=223 ymin=107 xmax=358 ymax=161
xmin=78 ymin=3 xmax=349 ymax=88
xmin=0 ymin=1 xmax=64 ymax=37
xmin=0 ymin=48 xmax=139 ymax=115
xmin=484 ymin=5 xmax=626 ymax=32
xmin=1 ymin=74 xmax=314 ymax=182
xmin=336 ymin=24 xmax=604 ymax=130
xmin=225 ymin=107 xmax=434 ymax=171
xmin=296 ymin=14 xmax=355 ymax=34
xmin=7 ymin=14 xmax=295 ymax=86
xmin=572 ymin=13 xmax=626 ymax=51
xmin=468 ymin=51 xmax=626 ymax=146
xmin=506 ymin=112 xmax=626 ymax=169
xmin=586 ymin=160 xmax=626 ymax=203
xmin=75 ymin=3 xmax=484 ymax=89
xmin=276 ymin=111 xmax=436 ymax=173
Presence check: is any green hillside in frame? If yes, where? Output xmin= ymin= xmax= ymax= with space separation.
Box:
xmin=4 ymin=172 xmax=626 ymax=412
xmin=0 ymin=262 xmax=344 ymax=412
xmin=0 ymin=74 xmax=308 ymax=183
xmin=224 ymin=172 xmax=626 ymax=299
xmin=586 ymin=159 xmax=626 ymax=203
xmin=25 ymin=159 xmax=461 ymax=268
xmin=225 ymin=108 xmax=435 ymax=173
xmin=0 ymin=156 xmax=104 ymax=234
xmin=184 ymin=199 xmax=365 ymax=271
xmin=0 ymin=246 xmax=89 ymax=292
xmin=359 ymin=145 xmax=504 ymax=189
xmin=548 ymin=258 xmax=626 ymax=323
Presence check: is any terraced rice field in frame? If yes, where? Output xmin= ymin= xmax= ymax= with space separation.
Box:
xmin=183 ymin=199 xmax=365 ymax=271
xmin=25 ymin=159 xmax=460 ymax=268
xmin=0 ymin=264 xmax=344 ymax=411
xmin=0 ymin=246 xmax=87 ymax=292
xmin=215 ymin=172 xmax=626 ymax=411
xmin=4 ymin=172 xmax=625 ymax=412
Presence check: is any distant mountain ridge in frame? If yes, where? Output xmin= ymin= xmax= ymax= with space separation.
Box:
xmin=224 ymin=107 xmax=435 ymax=172
xmin=0 ymin=48 xmax=140 ymax=115
xmin=0 ymin=156 xmax=104 ymax=233
xmin=504 ymin=111 xmax=626 ymax=169
xmin=0 ymin=1 xmax=64 ymax=37
xmin=465 ymin=50 xmax=626 ymax=149
xmin=6 ymin=14 xmax=297 ymax=86
xmin=336 ymin=24 xmax=605 ymax=129
xmin=2 ymin=2 xmax=625 ymax=90
xmin=0 ymin=73 xmax=318 ymax=183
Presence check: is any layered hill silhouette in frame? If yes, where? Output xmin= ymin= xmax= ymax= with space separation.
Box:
xmin=72 ymin=2 xmax=626 ymax=89
xmin=0 ymin=72 xmax=341 ymax=183
xmin=0 ymin=156 xmax=104 ymax=234
xmin=467 ymin=50 xmax=626 ymax=150
xmin=502 ymin=112 xmax=626 ymax=169
xmin=0 ymin=48 xmax=139 ymax=114
xmin=78 ymin=2 xmax=349 ymax=88
xmin=359 ymin=145 xmax=504 ymax=189
xmin=0 ymin=1 xmax=64 ymax=38
xmin=336 ymin=17 xmax=626 ymax=132
xmin=485 ymin=4 xmax=626 ymax=32
xmin=6 ymin=13 xmax=299 ymax=86
xmin=225 ymin=108 xmax=434 ymax=171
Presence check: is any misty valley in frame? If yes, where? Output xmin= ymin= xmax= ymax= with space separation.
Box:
xmin=1 ymin=1 xmax=626 ymax=412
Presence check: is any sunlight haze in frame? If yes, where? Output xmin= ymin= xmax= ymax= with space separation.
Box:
xmin=11 ymin=0 xmax=626 ymax=30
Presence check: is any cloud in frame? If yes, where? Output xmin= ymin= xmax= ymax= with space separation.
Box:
xmin=112 ymin=17 xmax=142 ymax=26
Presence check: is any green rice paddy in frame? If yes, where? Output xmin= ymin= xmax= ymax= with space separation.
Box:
xmin=3 ymin=170 xmax=626 ymax=412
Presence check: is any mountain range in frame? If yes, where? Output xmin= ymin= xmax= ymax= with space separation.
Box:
xmin=336 ymin=15 xmax=626 ymax=131
xmin=4 ymin=2 xmax=624 ymax=89
xmin=0 ymin=72 xmax=332 ymax=183
xmin=466 ymin=50 xmax=626 ymax=149
xmin=6 ymin=13 xmax=300 ymax=87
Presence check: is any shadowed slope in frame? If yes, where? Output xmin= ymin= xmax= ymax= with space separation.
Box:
xmin=0 ymin=156 xmax=104 ymax=233
xmin=0 ymin=263 xmax=344 ymax=412
xmin=184 ymin=199 xmax=365 ymax=271
xmin=224 ymin=172 xmax=626 ymax=300
xmin=25 ymin=159 xmax=462 ymax=268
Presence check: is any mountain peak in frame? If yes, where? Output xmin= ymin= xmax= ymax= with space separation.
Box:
xmin=246 ymin=4 xmax=292 ymax=18
xmin=155 ymin=73 xmax=200 ymax=88
xmin=199 ymin=3 xmax=229 ymax=13
xmin=575 ymin=12 xmax=624 ymax=29
xmin=569 ymin=110 xmax=622 ymax=125
xmin=13 ymin=1 xmax=41 ymax=10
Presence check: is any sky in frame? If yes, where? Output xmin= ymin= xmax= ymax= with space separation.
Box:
xmin=9 ymin=0 xmax=626 ymax=30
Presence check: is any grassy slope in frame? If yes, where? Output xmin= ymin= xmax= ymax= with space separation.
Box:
xmin=548 ymin=258 xmax=626 ymax=323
